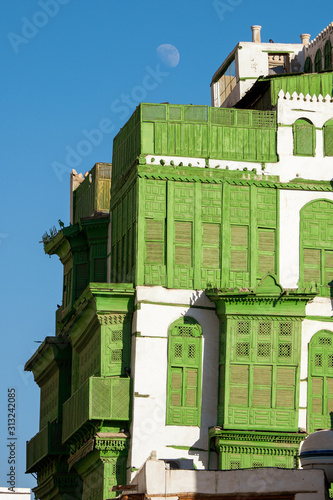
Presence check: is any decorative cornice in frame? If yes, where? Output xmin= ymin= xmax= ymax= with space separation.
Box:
xmin=95 ymin=438 xmax=129 ymax=452
xmin=216 ymin=444 xmax=296 ymax=456
xmin=210 ymin=429 xmax=306 ymax=445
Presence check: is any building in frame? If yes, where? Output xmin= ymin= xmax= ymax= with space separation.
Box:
xmin=25 ymin=23 xmax=333 ymax=500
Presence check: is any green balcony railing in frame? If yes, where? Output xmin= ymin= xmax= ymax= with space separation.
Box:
xmin=112 ymin=103 xmax=278 ymax=191
xmin=26 ymin=422 xmax=64 ymax=473
xmin=62 ymin=376 xmax=131 ymax=443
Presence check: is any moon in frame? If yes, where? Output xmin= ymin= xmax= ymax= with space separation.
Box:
xmin=156 ymin=44 xmax=180 ymax=68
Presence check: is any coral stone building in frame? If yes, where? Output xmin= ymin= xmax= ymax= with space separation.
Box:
xmin=26 ymin=23 xmax=333 ymax=500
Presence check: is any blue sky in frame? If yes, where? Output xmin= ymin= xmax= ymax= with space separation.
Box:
xmin=0 ymin=0 xmax=331 ymax=490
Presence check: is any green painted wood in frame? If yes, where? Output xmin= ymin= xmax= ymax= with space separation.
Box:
xmin=324 ymin=119 xmax=333 ymax=156
xmin=269 ymin=73 xmax=333 ymax=105
xmin=325 ymin=40 xmax=332 ymax=70
xmin=112 ymin=104 xmax=277 ymax=190
xmin=304 ymin=57 xmax=313 ymax=74
xmin=194 ymin=183 xmax=202 ymax=289
xmin=26 ymin=423 xmax=64 ymax=473
xmin=221 ymin=183 xmax=230 ymax=288
xmin=167 ymin=180 xmax=174 ymax=288
xmin=62 ymin=376 xmax=131 ymax=443
xmin=136 ymin=178 xmax=145 ymax=286
xmin=73 ymin=163 xmax=112 ymax=223
xmin=166 ymin=317 xmax=202 ymax=426
xmin=300 ymin=199 xmax=333 ymax=296
xmin=308 ymin=331 xmax=333 ymax=433
xmin=315 ymin=49 xmax=322 ymax=72
xmin=293 ymin=119 xmax=316 ymax=157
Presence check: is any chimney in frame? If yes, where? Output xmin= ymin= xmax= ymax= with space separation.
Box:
xmin=300 ymin=33 xmax=311 ymax=45
xmin=251 ymin=25 xmax=262 ymax=43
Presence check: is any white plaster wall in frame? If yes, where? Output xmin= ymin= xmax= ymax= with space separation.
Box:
xmin=129 ymin=288 xmax=219 ymax=476
xmin=131 ymin=459 xmax=327 ymax=499
xmin=279 ymin=190 xmax=333 ymax=288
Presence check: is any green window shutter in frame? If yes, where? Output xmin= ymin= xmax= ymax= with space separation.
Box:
xmin=303 ymin=248 xmax=321 ymax=283
xmin=324 ymin=41 xmax=332 ymax=70
xmin=75 ymin=262 xmax=88 ymax=299
xmin=301 ymin=201 xmax=333 ymax=296
xmin=258 ymin=229 xmax=275 ymax=276
xmin=276 ymin=367 xmax=295 ymax=409
xmin=170 ymin=368 xmax=183 ymax=407
xmin=185 ymin=369 xmax=198 ymax=407
xmin=146 ymin=219 xmax=165 ymax=264
xmin=230 ymin=226 xmax=248 ymax=271
xmin=202 ymin=223 xmax=220 ymax=268
xmin=175 ymin=222 xmax=192 ymax=266
xmin=293 ymin=119 xmax=315 ymax=156
xmin=308 ymin=331 xmax=333 ymax=432
xmin=229 ymin=365 xmax=249 ymax=406
xmin=304 ymin=56 xmax=313 ymax=73
xmin=315 ymin=49 xmax=322 ymax=72
xmin=252 ymin=365 xmax=272 ymax=407
xmin=167 ymin=318 xmax=202 ymax=426
xmin=324 ymin=120 xmax=333 ymax=156
xmin=325 ymin=250 xmax=333 ymax=288
xmin=94 ymin=257 xmax=106 ymax=283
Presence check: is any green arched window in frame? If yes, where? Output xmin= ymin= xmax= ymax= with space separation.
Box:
xmin=308 ymin=331 xmax=333 ymax=433
xmin=324 ymin=119 xmax=333 ymax=156
xmin=304 ymin=56 xmax=313 ymax=73
xmin=315 ymin=49 xmax=322 ymax=72
xmin=293 ymin=118 xmax=315 ymax=156
xmin=300 ymin=200 xmax=333 ymax=296
xmin=166 ymin=317 xmax=202 ymax=426
xmin=324 ymin=40 xmax=332 ymax=70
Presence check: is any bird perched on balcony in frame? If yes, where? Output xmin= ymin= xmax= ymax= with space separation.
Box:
xmin=269 ymin=39 xmax=274 ymax=43
xmin=58 ymin=219 xmax=65 ymax=229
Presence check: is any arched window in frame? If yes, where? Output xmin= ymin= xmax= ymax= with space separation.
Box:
xmin=300 ymin=200 xmax=333 ymax=296
xmin=308 ymin=331 xmax=333 ymax=433
xmin=293 ymin=118 xmax=315 ymax=156
xmin=315 ymin=49 xmax=322 ymax=72
xmin=304 ymin=56 xmax=313 ymax=73
xmin=324 ymin=119 xmax=333 ymax=156
xmin=166 ymin=316 xmax=202 ymax=426
xmin=324 ymin=40 xmax=332 ymax=70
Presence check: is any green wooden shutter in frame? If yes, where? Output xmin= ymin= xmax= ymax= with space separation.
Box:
xmin=252 ymin=365 xmax=272 ymax=407
xmin=308 ymin=332 xmax=333 ymax=432
xmin=303 ymin=248 xmax=321 ymax=283
xmin=229 ymin=365 xmax=249 ymax=406
xmin=258 ymin=229 xmax=275 ymax=276
xmin=293 ymin=119 xmax=315 ymax=156
xmin=175 ymin=222 xmax=192 ymax=266
xmin=94 ymin=257 xmax=106 ymax=282
xmin=230 ymin=226 xmax=248 ymax=271
xmin=324 ymin=40 xmax=332 ymax=70
xmin=75 ymin=262 xmax=88 ymax=299
xmin=202 ymin=223 xmax=220 ymax=268
xmin=324 ymin=120 xmax=333 ymax=156
xmin=145 ymin=219 xmax=165 ymax=264
xmin=315 ymin=49 xmax=322 ymax=72
xmin=276 ymin=367 xmax=295 ymax=409
xmin=304 ymin=56 xmax=313 ymax=73
xmin=167 ymin=318 xmax=202 ymax=426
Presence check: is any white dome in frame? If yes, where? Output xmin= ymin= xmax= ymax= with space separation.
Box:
xmin=300 ymin=429 xmax=333 ymax=483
